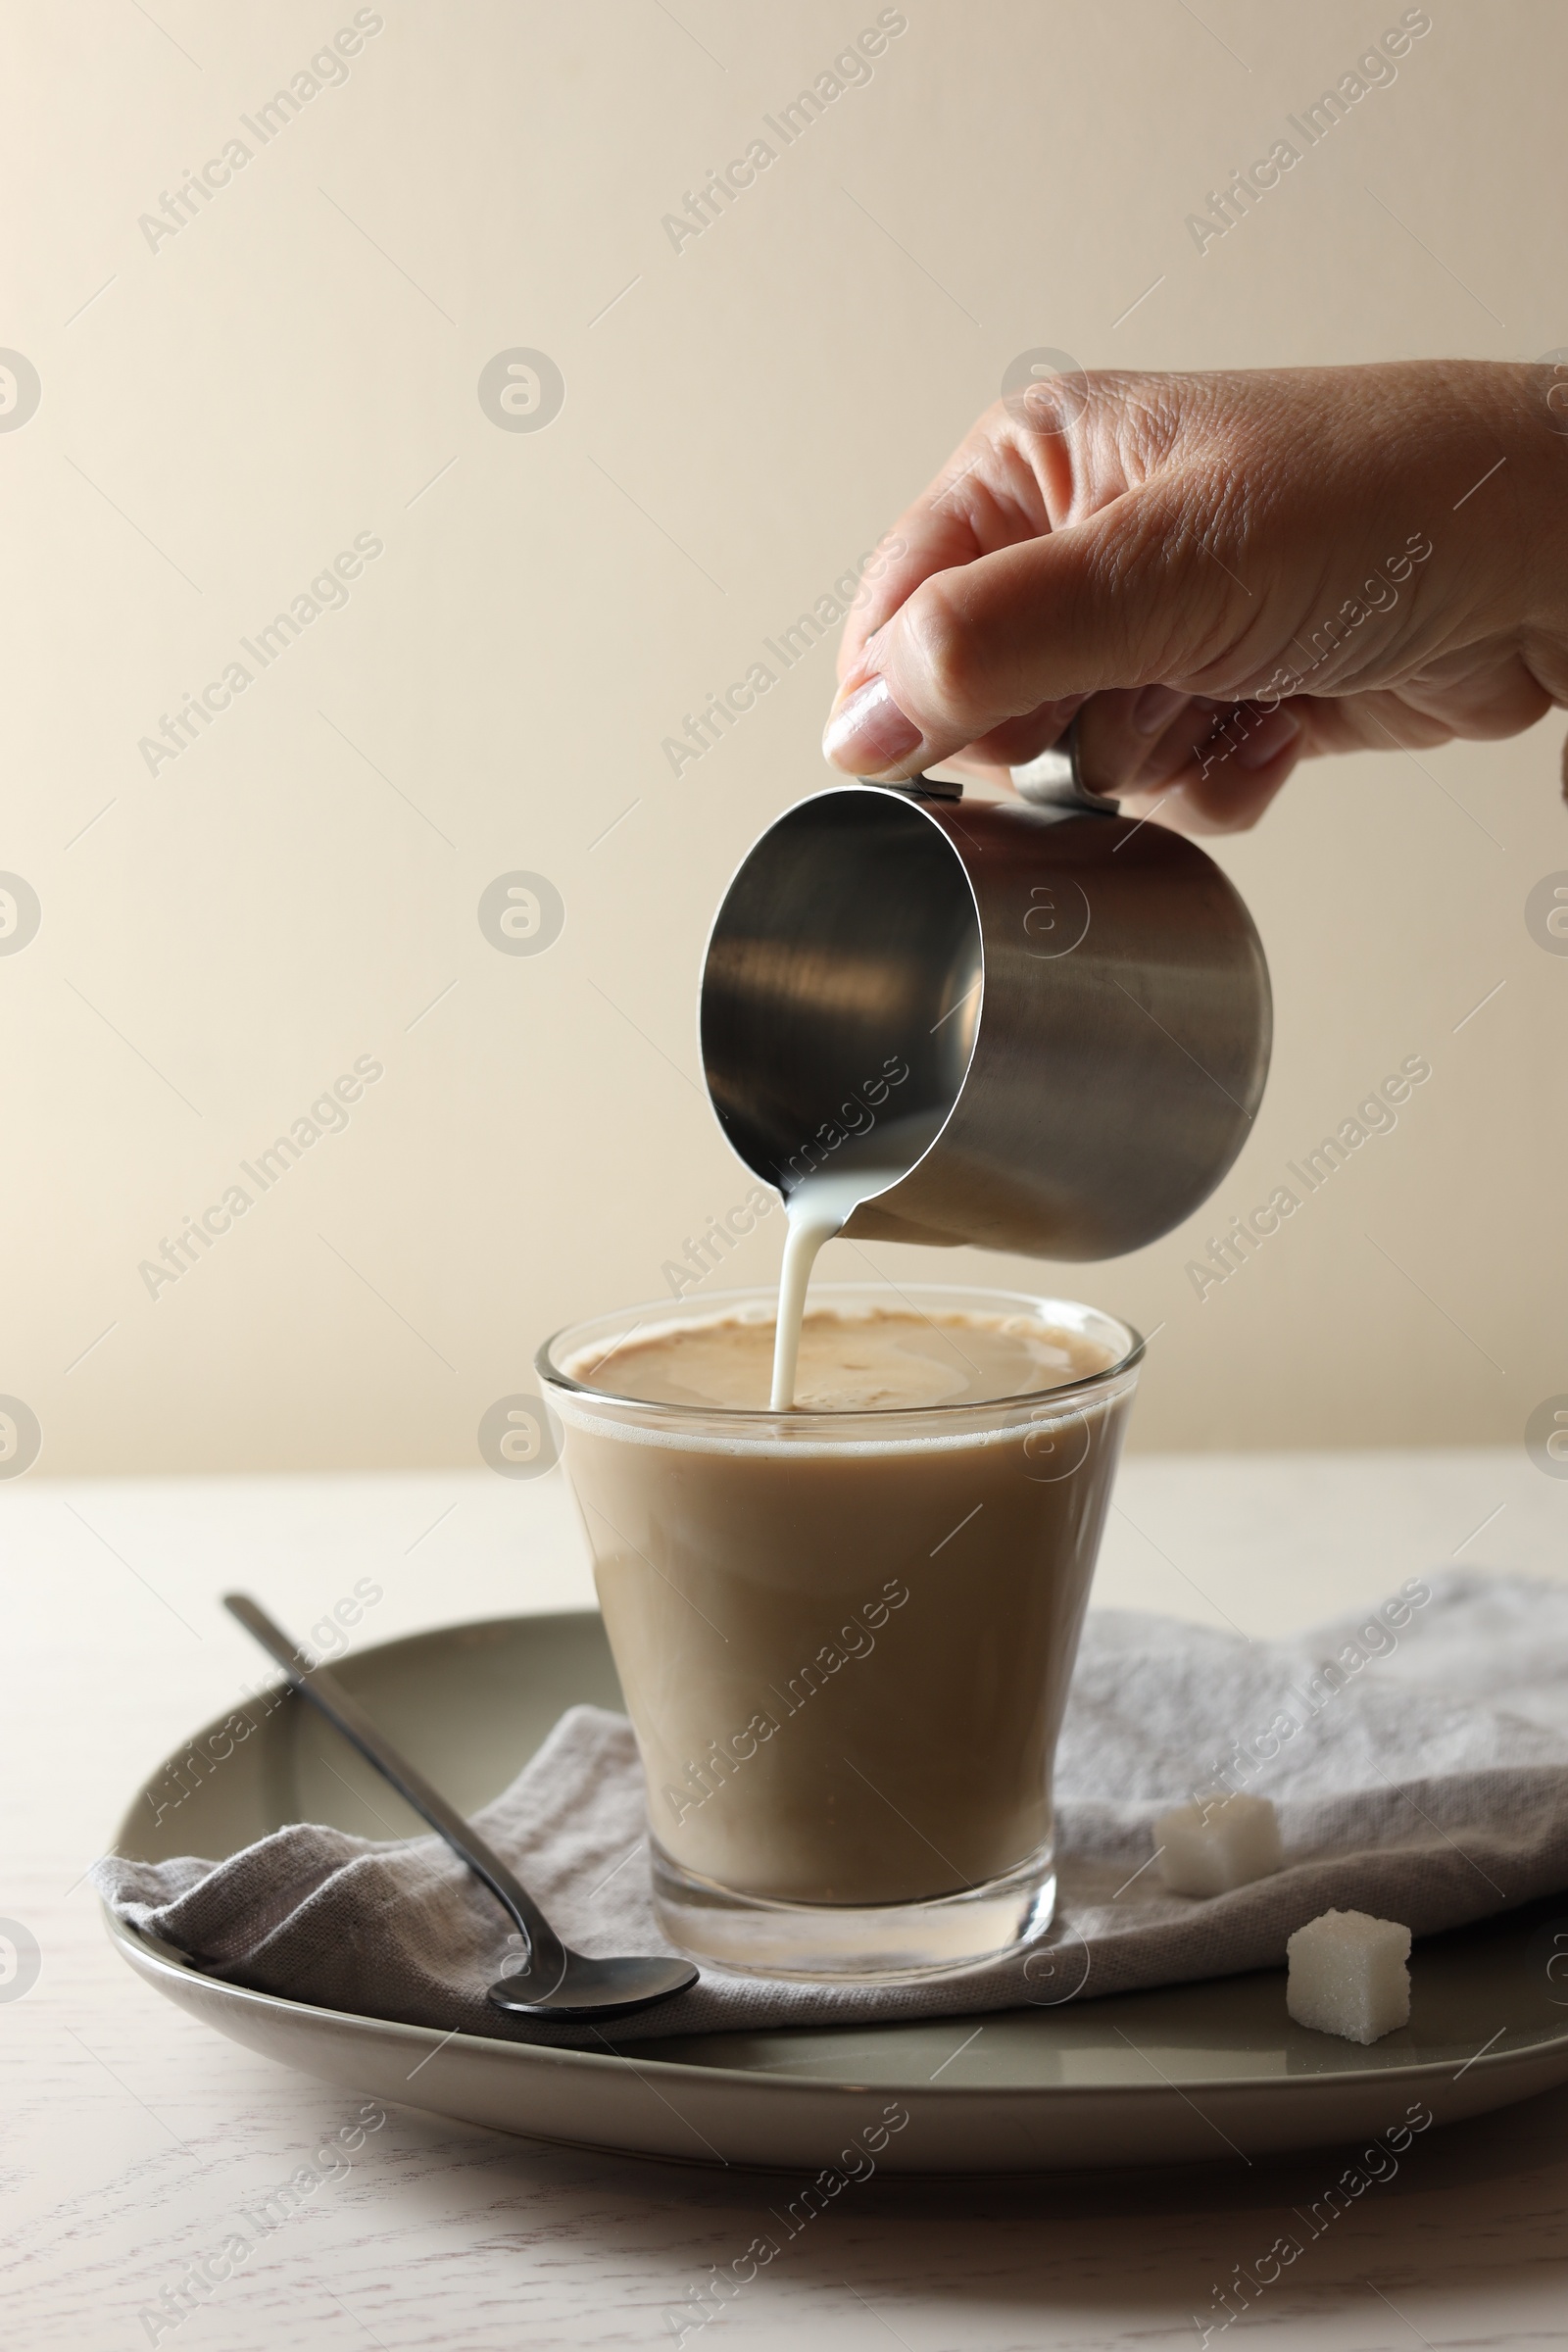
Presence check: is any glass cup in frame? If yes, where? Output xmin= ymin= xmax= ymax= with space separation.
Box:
xmin=539 ymin=1283 xmax=1142 ymax=1983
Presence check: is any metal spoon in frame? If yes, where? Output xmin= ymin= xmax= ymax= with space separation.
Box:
xmin=223 ymin=1593 xmax=698 ymax=2023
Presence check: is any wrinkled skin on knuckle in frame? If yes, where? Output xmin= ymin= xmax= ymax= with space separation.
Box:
xmin=957 ymin=402 xmax=1066 ymax=537
xmin=1100 ymin=372 xmax=1196 ymax=486
xmin=959 ymin=370 xmax=1257 ymax=550
xmin=997 ymin=372 xmax=1180 ymax=525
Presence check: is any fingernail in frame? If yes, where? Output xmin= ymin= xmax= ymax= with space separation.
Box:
xmin=821 ymin=675 xmax=922 ymax=772
xmin=1130 ymin=685 xmax=1187 ymax=736
xmin=1236 ymin=709 xmax=1301 ymax=772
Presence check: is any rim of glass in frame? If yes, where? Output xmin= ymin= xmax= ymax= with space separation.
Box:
xmin=536 ymin=1282 xmax=1145 ymax=1423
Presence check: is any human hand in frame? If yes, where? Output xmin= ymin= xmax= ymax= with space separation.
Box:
xmin=822 ymin=361 xmax=1568 ymax=832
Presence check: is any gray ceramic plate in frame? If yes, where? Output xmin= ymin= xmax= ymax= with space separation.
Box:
xmin=106 ymin=1611 xmax=1568 ymax=2175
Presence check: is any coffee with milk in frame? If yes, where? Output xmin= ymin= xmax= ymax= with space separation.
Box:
xmin=557 ymin=1296 xmax=1132 ymax=1922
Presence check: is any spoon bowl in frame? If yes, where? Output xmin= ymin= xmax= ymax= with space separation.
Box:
xmin=488 ymin=1951 xmax=700 ymax=2019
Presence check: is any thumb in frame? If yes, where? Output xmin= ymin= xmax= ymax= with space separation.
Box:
xmin=821 ymin=480 xmax=1240 ymax=779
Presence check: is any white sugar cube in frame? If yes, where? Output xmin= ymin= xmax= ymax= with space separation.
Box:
xmin=1155 ymin=1793 xmax=1283 ymax=1896
xmin=1287 ymin=1908 xmax=1411 ymax=2045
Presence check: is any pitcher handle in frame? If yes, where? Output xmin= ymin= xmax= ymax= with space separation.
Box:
xmin=1009 ymin=721 xmax=1121 ymax=815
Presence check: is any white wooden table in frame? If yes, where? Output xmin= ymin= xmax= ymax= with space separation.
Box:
xmin=9 ymin=1451 xmax=1568 ymax=2349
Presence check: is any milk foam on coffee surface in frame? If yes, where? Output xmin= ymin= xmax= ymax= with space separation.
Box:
xmin=578 ymin=1304 xmax=1112 ymax=1413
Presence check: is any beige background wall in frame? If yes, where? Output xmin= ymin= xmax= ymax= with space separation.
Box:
xmin=4 ymin=0 xmax=1564 ymax=1475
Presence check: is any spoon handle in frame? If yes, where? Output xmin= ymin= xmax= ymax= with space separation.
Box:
xmin=223 ymin=1592 xmax=566 ymax=1985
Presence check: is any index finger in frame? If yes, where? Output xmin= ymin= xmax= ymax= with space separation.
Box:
xmin=836 ymin=410 xmax=1059 ymax=684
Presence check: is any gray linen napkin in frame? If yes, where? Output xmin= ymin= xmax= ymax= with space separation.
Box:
xmin=94 ymin=1570 xmax=1568 ymax=2044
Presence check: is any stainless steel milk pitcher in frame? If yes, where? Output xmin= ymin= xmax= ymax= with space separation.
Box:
xmin=698 ymin=756 xmax=1271 ymax=1260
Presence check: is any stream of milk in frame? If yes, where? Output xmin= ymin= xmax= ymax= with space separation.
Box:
xmin=767 ymin=1168 xmax=896 ymax=1409
xmin=767 ymin=1113 xmax=945 ymax=1409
